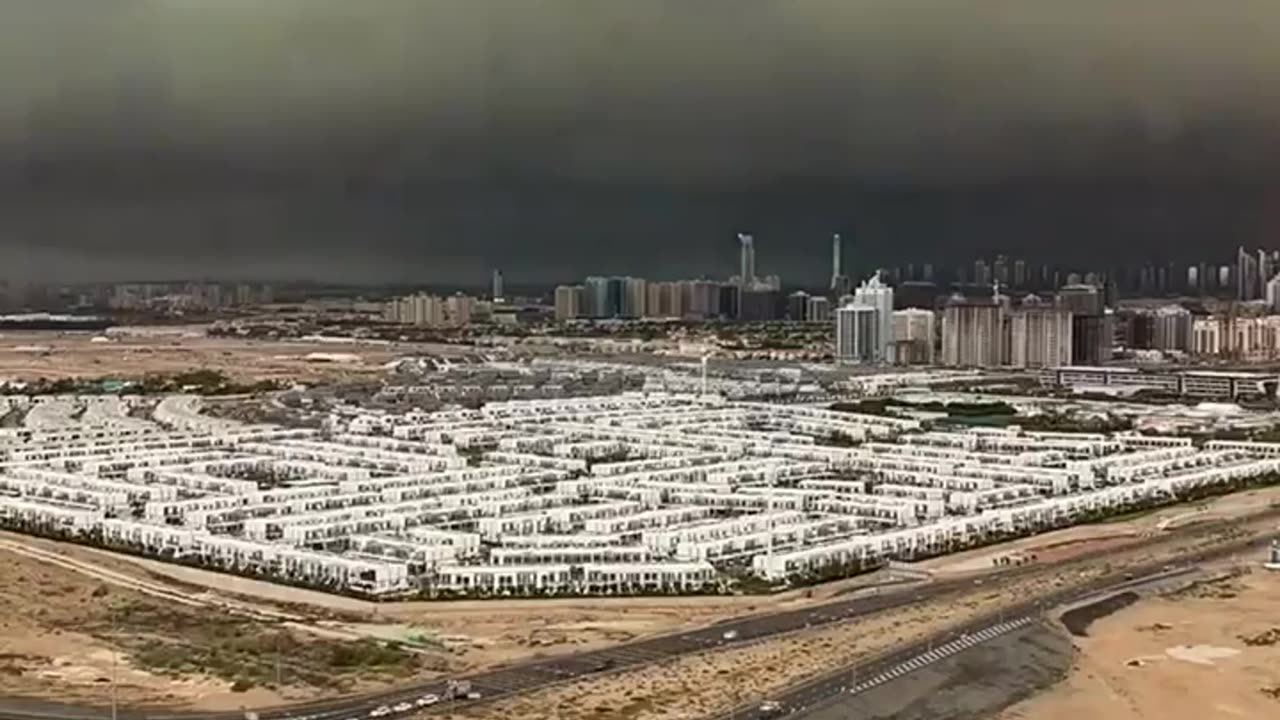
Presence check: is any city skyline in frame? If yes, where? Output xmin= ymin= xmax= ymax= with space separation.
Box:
xmin=4 ymin=2 xmax=1280 ymax=282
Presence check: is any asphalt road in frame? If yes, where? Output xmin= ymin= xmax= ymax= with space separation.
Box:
xmin=0 ymin=514 xmax=1272 ymax=720
xmin=708 ymin=548 xmax=1258 ymax=720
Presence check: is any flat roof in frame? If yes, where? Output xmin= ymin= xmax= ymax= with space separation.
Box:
xmin=1053 ymin=366 xmax=1278 ymax=380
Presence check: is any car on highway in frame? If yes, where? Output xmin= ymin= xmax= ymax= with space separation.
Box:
xmin=759 ymin=700 xmax=783 ymax=715
xmin=415 ymin=694 xmax=440 ymax=707
xmin=466 ymin=691 xmax=483 ymax=700
xmin=392 ymin=702 xmax=413 ymax=713
xmin=721 ymin=629 xmax=740 ymax=641
xmin=368 ymin=706 xmax=391 ymax=718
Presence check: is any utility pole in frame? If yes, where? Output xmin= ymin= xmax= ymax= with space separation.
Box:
xmin=110 ymin=604 xmax=118 ymax=720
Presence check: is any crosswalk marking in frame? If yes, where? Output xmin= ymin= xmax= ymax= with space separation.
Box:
xmin=845 ymin=617 xmax=1034 ymax=697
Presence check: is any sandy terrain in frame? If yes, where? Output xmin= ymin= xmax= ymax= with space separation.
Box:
xmin=1002 ymin=563 xmax=1280 ymax=720
xmin=0 ymin=541 xmax=453 ymax=710
xmin=0 ymin=330 xmax=407 ymax=382
xmin=0 ymin=531 xmax=909 ymax=673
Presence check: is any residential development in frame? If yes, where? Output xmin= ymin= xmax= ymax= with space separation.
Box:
xmin=2 ymin=392 xmax=1276 ymax=599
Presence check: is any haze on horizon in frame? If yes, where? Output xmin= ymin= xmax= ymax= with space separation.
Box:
xmin=2 ymin=0 xmax=1279 ymax=285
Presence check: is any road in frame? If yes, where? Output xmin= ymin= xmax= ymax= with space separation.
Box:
xmin=710 ymin=550 xmax=1257 ymax=720
xmin=0 ymin=513 xmax=1273 ymax=720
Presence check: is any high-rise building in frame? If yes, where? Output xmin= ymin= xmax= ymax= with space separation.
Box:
xmin=646 ymin=281 xmax=687 ymax=319
xmin=787 ymin=291 xmax=810 ymax=321
xmin=972 ymin=260 xmax=992 ymax=287
xmin=491 ymin=269 xmax=504 ymax=302
xmin=1193 ymin=316 xmax=1224 ymax=356
xmin=583 ymin=276 xmax=611 ymax=318
xmin=1153 ymin=305 xmax=1193 ymax=352
xmin=829 ymin=233 xmax=851 ymax=296
xmin=835 ymin=304 xmax=879 ymax=364
xmin=1238 ymin=246 xmax=1259 ymax=300
xmin=719 ymin=283 xmax=740 ymax=320
xmin=1261 ymin=249 xmax=1276 ymax=297
xmin=554 ymin=285 xmax=583 ymax=321
xmin=993 ymin=255 xmax=1009 ymax=286
xmin=1057 ymin=284 xmax=1104 ymax=316
xmin=445 ymin=294 xmax=475 ymax=326
xmin=1071 ymin=314 xmax=1111 ymax=365
xmin=1008 ymin=296 xmax=1072 ymax=368
xmin=739 ymin=289 xmax=782 ymax=321
xmin=384 ymin=293 xmax=448 ymax=327
xmin=1266 ymin=275 xmax=1280 ymax=313
xmin=680 ymin=280 xmax=721 ymax=319
xmin=806 ymin=296 xmax=831 ymax=323
xmin=941 ymin=294 xmax=1004 ymax=367
xmin=1057 ymin=284 xmax=1110 ymax=364
xmin=852 ymin=272 xmax=895 ymax=363
xmin=891 ymin=308 xmax=936 ymax=365
xmin=738 ymin=233 xmax=756 ymax=290
xmin=621 ymin=277 xmax=648 ymax=318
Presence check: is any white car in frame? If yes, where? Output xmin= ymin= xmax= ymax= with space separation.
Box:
xmin=415 ymin=695 xmax=440 ymax=707
xmin=759 ymin=701 xmax=782 ymax=714
xmin=392 ymin=703 xmax=413 ymax=714
xmin=369 ymin=707 xmax=391 ymax=718
xmin=721 ymin=629 xmax=740 ymax=641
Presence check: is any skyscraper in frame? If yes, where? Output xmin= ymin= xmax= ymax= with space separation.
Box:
xmin=1008 ymin=296 xmax=1072 ymax=368
xmin=852 ymin=272 xmax=895 ymax=363
xmin=554 ymin=285 xmax=583 ymax=321
xmin=831 ymin=233 xmax=842 ymax=281
xmin=1057 ymin=284 xmax=1109 ymax=364
xmin=941 ymin=294 xmax=1004 ymax=367
xmin=583 ymin=276 xmax=611 ymax=318
xmin=835 ymin=305 xmax=879 ymax=364
xmin=830 ymin=233 xmax=850 ymax=295
xmin=1153 ymin=305 xmax=1193 ymax=352
xmin=491 ymin=269 xmax=504 ymax=302
xmin=738 ymin=233 xmax=756 ymax=290
xmin=1238 ymin=246 xmax=1259 ymax=301
xmin=621 ymin=277 xmax=648 ymax=318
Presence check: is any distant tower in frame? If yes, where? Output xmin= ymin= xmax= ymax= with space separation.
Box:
xmin=738 ymin=233 xmax=756 ymax=289
xmin=831 ymin=233 xmax=842 ymax=281
xmin=830 ymin=233 xmax=852 ymax=297
xmin=491 ymin=269 xmax=504 ymax=302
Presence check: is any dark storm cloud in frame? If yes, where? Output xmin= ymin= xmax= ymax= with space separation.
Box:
xmin=2 ymin=1 xmax=1280 ymax=283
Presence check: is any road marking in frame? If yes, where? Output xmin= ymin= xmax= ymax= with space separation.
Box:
xmin=845 ymin=618 xmax=1034 ymax=698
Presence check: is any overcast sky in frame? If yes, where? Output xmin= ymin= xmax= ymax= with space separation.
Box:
xmin=2 ymin=1 xmax=1279 ymax=284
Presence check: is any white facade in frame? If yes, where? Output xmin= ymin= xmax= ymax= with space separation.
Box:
xmin=1009 ymin=302 xmax=1072 ymax=369
xmin=852 ymin=273 xmax=895 ymax=363
xmin=4 ymin=389 xmax=1279 ymax=598
xmin=942 ymin=297 xmax=1004 ymax=367
xmin=835 ymin=305 xmax=879 ymax=364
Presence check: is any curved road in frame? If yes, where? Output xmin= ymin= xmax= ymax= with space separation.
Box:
xmin=1 ymin=513 xmax=1274 ymax=720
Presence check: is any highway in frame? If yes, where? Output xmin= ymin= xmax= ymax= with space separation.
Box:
xmin=0 ymin=514 xmax=1273 ymax=720
xmin=709 ymin=547 xmax=1258 ymax=720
